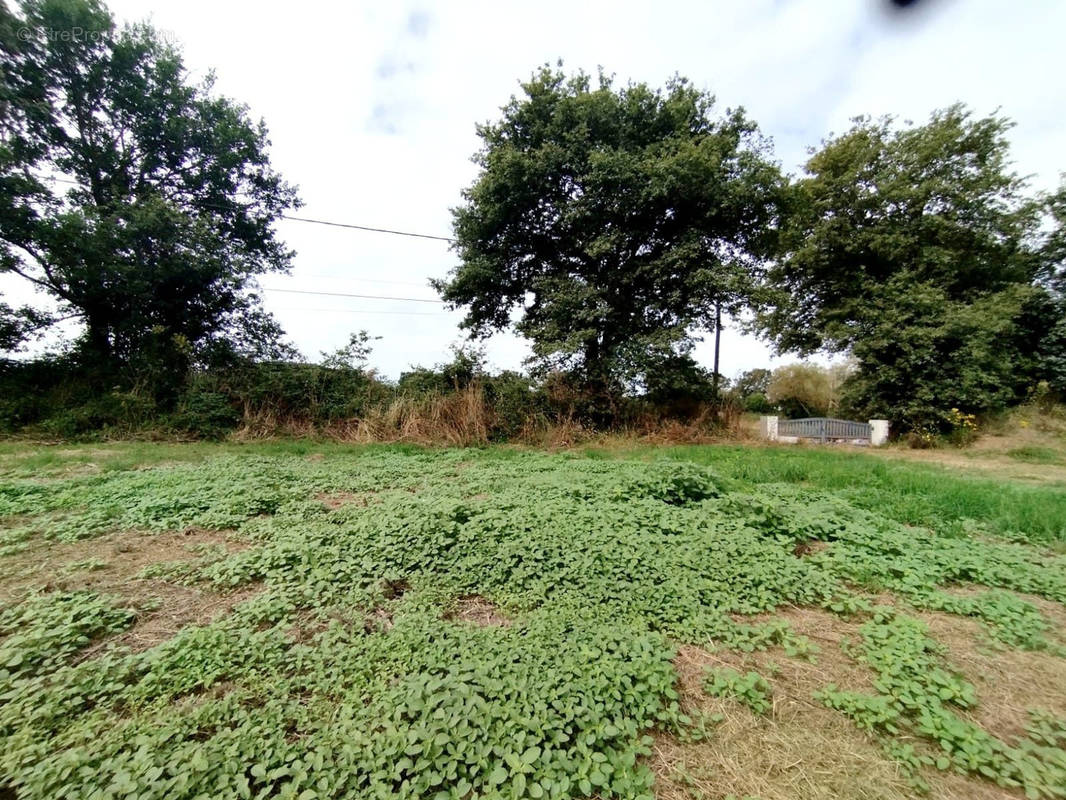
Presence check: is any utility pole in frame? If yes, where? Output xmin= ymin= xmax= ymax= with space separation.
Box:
xmin=712 ymin=301 xmax=722 ymax=399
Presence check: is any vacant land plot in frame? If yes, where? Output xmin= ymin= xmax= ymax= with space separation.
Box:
xmin=1 ymin=441 xmax=1065 ymax=799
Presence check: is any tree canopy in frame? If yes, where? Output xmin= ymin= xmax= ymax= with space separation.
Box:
xmin=1033 ymin=182 xmax=1066 ymax=396
xmin=755 ymin=106 xmax=1055 ymax=428
xmin=757 ymin=106 xmax=1042 ymax=354
xmin=436 ymin=66 xmax=783 ymax=404
xmin=0 ymin=0 xmax=299 ymax=388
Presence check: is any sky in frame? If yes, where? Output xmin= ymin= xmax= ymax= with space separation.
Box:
xmin=5 ymin=0 xmax=1066 ymax=380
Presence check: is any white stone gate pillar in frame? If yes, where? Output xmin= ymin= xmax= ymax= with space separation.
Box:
xmin=760 ymin=415 xmax=779 ymax=442
xmin=869 ymin=419 xmax=889 ymax=446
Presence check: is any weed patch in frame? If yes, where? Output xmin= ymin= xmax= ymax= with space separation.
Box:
xmin=0 ymin=446 xmax=1064 ymax=799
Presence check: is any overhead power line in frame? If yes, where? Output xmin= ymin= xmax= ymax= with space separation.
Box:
xmin=262 ymin=287 xmax=446 ymax=303
xmin=278 ymin=215 xmax=454 ymax=242
xmin=274 ymin=306 xmax=448 ymax=316
xmin=42 ymin=175 xmax=455 ymax=242
xmin=294 ymin=273 xmax=445 ymax=287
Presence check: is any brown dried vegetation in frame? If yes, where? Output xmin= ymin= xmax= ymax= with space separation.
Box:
xmin=650 ymin=603 xmax=1062 ymax=800
xmin=445 ymin=595 xmax=511 ymax=627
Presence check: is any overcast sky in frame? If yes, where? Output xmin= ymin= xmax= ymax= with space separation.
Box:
xmin=6 ymin=0 xmax=1066 ymax=379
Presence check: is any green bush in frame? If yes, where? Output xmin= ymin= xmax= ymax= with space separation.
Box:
xmin=35 ymin=391 xmax=157 ymax=439
xmin=205 ymin=361 xmax=395 ymax=425
xmin=842 ymin=283 xmax=1042 ymax=432
xmin=743 ymin=392 xmax=773 ymax=413
xmin=484 ymin=372 xmax=547 ymax=440
xmin=0 ymin=356 xmax=90 ymax=431
xmin=168 ymin=388 xmax=241 ymax=439
xmin=641 ymin=354 xmax=721 ymax=419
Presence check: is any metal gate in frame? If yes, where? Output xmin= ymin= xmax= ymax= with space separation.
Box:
xmin=778 ymin=417 xmax=872 ymax=443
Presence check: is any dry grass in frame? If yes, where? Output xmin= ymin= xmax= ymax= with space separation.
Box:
xmin=914 ymin=604 xmax=1066 ymax=745
xmin=649 ymin=604 xmax=1054 ymax=800
xmin=315 ymin=490 xmax=376 ymax=510
xmin=445 ymin=595 xmax=511 ymax=627
xmin=1 ymin=527 xmax=260 ymax=654
xmin=871 ymin=406 xmax=1066 ymax=485
xmin=875 ymin=446 xmax=1066 ymax=486
xmin=81 ymin=581 xmax=263 ymax=657
xmin=230 ymin=388 xmax=493 ymax=446
xmin=226 ymin=387 xmax=758 ymax=449
xmin=652 ymin=608 xmax=915 ymax=800
xmin=519 ymin=418 xmax=596 ymax=449
xmin=0 ymin=527 xmax=245 ymax=602
xmin=346 ymin=387 xmax=492 ymax=446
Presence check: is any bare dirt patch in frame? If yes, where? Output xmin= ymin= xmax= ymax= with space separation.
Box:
xmin=915 ymin=607 xmax=1066 ymax=744
xmin=1 ymin=526 xmax=260 ymax=655
xmin=793 ymin=539 xmax=830 ymax=558
xmin=651 ymin=606 xmax=1034 ymax=800
xmin=81 ymin=581 xmax=264 ymax=657
xmin=445 ymin=595 xmax=511 ymax=627
xmin=316 ymin=490 xmax=375 ymax=510
xmin=0 ymin=526 xmax=248 ymax=602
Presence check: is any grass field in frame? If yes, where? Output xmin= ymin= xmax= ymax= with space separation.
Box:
xmin=1 ymin=440 xmax=1065 ymax=799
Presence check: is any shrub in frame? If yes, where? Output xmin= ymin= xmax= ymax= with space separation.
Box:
xmin=484 ymin=372 xmax=547 ymax=441
xmin=218 ymin=361 xmax=394 ymax=425
xmin=168 ymin=388 xmax=241 ymax=439
xmin=767 ymin=363 xmax=849 ymax=418
xmin=35 ymin=391 xmax=157 ymax=439
xmin=641 ymin=354 xmax=721 ymax=419
xmin=743 ymin=392 xmax=773 ymax=413
xmin=842 ymin=283 xmax=1041 ymax=432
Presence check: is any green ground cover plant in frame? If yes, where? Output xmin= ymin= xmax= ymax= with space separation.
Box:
xmin=0 ymin=444 xmax=1064 ymax=798
xmin=817 ymin=609 xmax=1066 ymax=796
xmin=702 ymin=668 xmax=772 ymax=715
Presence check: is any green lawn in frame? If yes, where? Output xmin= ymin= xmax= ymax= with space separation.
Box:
xmin=1 ymin=442 xmax=1065 ymax=799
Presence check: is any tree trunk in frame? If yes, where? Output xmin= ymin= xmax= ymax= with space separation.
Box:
xmin=84 ymin=315 xmax=113 ymax=364
xmin=582 ymin=335 xmax=618 ymax=426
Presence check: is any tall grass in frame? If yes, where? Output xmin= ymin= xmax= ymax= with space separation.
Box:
xmin=348 ymin=386 xmax=491 ymax=446
xmin=652 ymin=445 xmax=1066 ymax=546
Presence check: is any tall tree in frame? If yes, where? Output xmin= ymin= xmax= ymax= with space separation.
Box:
xmin=756 ymin=106 xmax=1047 ymax=428
xmin=0 ymin=0 xmax=298 ymax=389
xmin=733 ymin=367 xmax=771 ymax=399
xmin=1034 ymin=181 xmax=1066 ymax=396
xmin=435 ymin=66 xmax=783 ymax=411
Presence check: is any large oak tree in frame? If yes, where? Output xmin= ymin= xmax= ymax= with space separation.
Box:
xmin=0 ymin=0 xmax=298 ymax=388
xmin=435 ymin=67 xmax=783 ymax=408
xmin=756 ymin=106 xmax=1053 ymax=429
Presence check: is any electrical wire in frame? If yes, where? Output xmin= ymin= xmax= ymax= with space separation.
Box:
xmin=41 ymin=175 xmax=455 ymax=242
xmin=278 ymin=215 xmax=453 ymax=242
xmin=261 ymin=287 xmax=445 ymax=303
xmin=293 ymin=273 xmax=444 ymax=287
xmin=273 ymin=306 xmax=456 ymax=316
